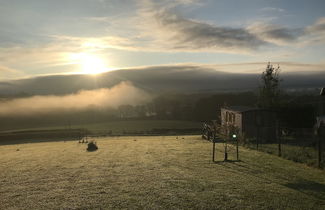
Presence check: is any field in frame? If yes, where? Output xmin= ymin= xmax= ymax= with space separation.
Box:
xmin=0 ymin=136 xmax=325 ymax=209
xmin=0 ymin=120 xmax=202 ymax=135
xmin=0 ymin=120 xmax=202 ymax=144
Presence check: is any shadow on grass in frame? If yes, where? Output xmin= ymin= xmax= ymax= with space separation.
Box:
xmin=285 ymin=180 xmax=325 ymax=195
xmin=0 ymin=129 xmax=89 ymax=145
xmin=213 ymin=160 xmax=241 ymax=164
xmin=214 ymin=159 xmax=325 ymax=201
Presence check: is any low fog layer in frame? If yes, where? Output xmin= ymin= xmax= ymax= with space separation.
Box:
xmin=0 ymin=82 xmax=151 ymax=116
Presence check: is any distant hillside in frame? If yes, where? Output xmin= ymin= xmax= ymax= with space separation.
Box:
xmin=0 ymin=65 xmax=324 ymax=95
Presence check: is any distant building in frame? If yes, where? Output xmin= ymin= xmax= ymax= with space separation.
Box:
xmin=221 ymin=106 xmax=277 ymax=142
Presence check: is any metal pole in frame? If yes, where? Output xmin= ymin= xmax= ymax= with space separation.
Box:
xmin=278 ymin=135 xmax=282 ymax=157
xmin=318 ymin=88 xmax=325 ymax=168
xmin=212 ymin=141 xmax=216 ymax=162
xmin=236 ymin=139 xmax=239 ymax=161
xmin=276 ymin=121 xmax=281 ymax=157
xmin=224 ymin=140 xmax=228 ymax=161
xmin=256 ymin=126 xmax=259 ymax=150
xmin=318 ymin=126 xmax=323 ymax=168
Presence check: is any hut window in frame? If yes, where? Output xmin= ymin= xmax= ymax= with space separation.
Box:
xmin=226 ymin=112 xmax=229 ymax=122
xmin=225 ymin=111 xmax=236 ymax=123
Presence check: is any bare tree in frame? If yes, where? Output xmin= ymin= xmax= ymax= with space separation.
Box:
xmin=258 ymin=62 xmax=281 ymax=108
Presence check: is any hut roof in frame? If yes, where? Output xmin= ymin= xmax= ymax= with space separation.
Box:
xmin=222 ymin=106 xmax=259 ymax=113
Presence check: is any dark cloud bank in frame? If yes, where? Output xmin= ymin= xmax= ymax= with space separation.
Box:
xmin=0 ymin=65 xmax=324 ymax=96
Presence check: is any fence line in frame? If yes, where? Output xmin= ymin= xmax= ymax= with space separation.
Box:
xmin=238 ymin=125 xmax=324 ymax=169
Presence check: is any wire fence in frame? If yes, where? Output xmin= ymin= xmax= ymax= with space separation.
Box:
xmin=240 ymin=126 xmax=325 ymax=169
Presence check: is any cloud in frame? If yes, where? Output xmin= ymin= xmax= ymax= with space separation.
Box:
xmin=136 ymin=1 xmax=321 ymax=52
xmin=306 ymin=17 xmax=325 ymax=34
xmin=139 ymin=0 xmax=201 ymax=9
xmin=51 ymin=35 xmax=139 ymax=52
xmin=0 ymin=45 xmax=78 ymax=78
xmin=304 ymin=17 xmax=325 ymax=44
xmin=0 ymin=65 xmax=20 ymax=74
xmin=246 ymin=16 xmax=325 ymax=47
xmin=153 ymin=10 xmax=266 ymax=52
xmin=0 ymin=65 xmax=25 ymax=80
xmin=247 ymin=23 xmax=303 ymax=45
xmin=0 ymin=0 xmax=324 ymax=68
xmin=259 ymin=7 xmax=285 ymax=13
xmin=209 ymin=62 xmax=325 ymax=73
xmin=0 ymin=34 xmax=138 ymax=76
xmin=299 ymin=17 xmax=325 ymax=43
xmin=0 ymin=81 xmax=151 ymax=116
xmin=135 ymin=1 xmax=325 ymax=52
xmin=135 ymin=1 xmax=267 ymax=53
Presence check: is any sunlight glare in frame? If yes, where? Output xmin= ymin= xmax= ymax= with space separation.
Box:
xmin=70 ymin=53 xmax=109 ymax=75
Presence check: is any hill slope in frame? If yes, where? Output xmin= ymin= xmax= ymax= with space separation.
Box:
xmin=0 ymin=136 xmax=324 ymax=209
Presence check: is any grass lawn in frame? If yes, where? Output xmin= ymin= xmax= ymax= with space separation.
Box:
xmin=0 ymin=136 xmax=324 ymax=209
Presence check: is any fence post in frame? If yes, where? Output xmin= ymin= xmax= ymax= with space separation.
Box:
xmin=276 ymin=121 xmax=281 ymax=157
xmin=256 ymin=126 xmax=259 ymax=150
xmin=212 ymin=140 xmax=216 ymax=162
xmin=224 ymin=138 xmax=228 ymax=161
xmin=236 ymin=138 xmax=239 ymax=161
xmin=278 ymin=135 xmax=282 ymax=157
xmin=318 ymin=135 xmax=322 ymax=168
xmin=318 ymin=125 xmax=324 ymax=168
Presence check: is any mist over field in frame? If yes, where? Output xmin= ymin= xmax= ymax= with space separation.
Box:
xmin=0 ymin=81 xmax=151 ymax=116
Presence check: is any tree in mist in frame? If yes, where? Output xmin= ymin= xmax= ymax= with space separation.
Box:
xmin=134 ymin=105 xmax=147 ymax=118
xmin=118 ymin=105 xmax=135 ymax=119
xmin=258 ymin=63 xmax=282 ymax=108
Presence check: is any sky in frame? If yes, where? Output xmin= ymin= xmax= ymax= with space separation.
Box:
xmin=0 ymin=0 xmax=325 ymax=80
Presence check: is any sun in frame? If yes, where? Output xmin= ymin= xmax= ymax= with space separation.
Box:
xmin=70 ymin=52 xmax=109 ymax=75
